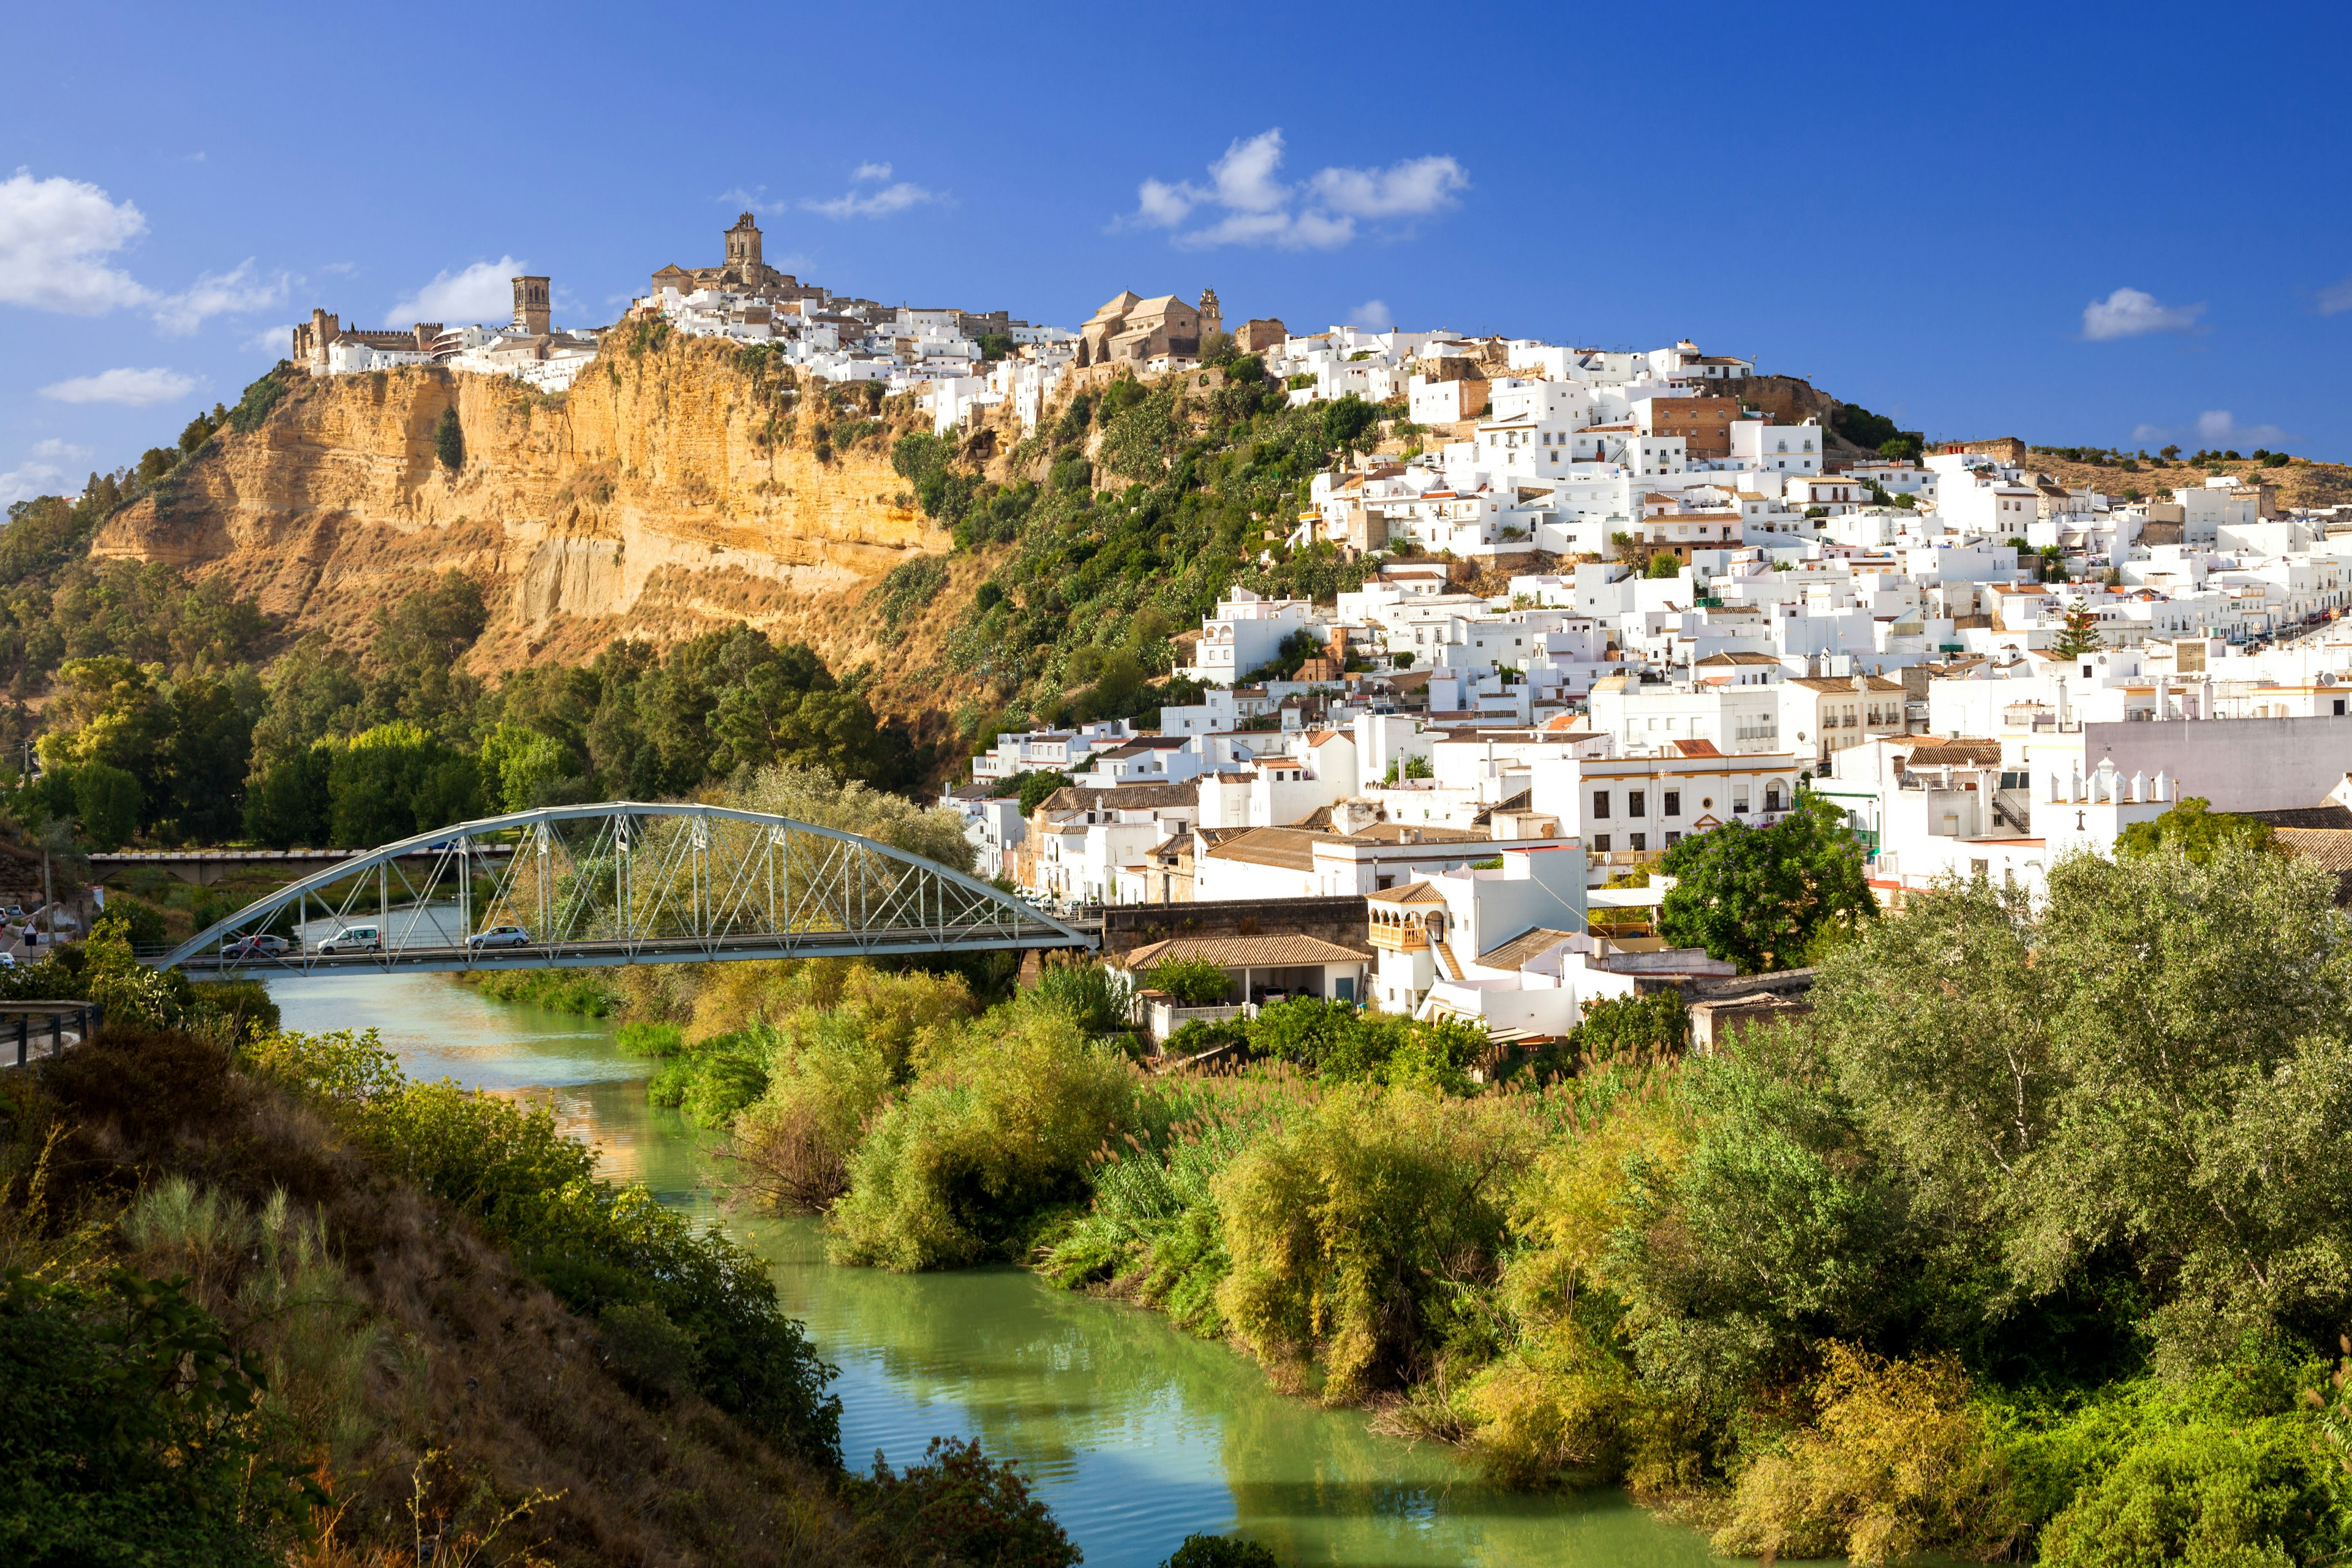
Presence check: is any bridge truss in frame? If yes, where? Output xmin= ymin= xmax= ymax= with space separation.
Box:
xmin=158 ymin=802 xmax=1095 ymax=977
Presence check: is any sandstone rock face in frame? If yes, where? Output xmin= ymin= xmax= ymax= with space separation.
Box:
xmin=92 ymin=338 xmax=951 ymax=677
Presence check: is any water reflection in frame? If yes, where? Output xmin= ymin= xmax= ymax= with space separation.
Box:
xmin=268 ymin=974 xmax=1717 ymax=1568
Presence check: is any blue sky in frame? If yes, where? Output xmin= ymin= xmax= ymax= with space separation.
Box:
xmin=6 ymin=0 xmax=2350 ymax=503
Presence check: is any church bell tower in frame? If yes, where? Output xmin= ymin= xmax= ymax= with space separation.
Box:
xmin=511 ymin=274 xmax=551 ymax=336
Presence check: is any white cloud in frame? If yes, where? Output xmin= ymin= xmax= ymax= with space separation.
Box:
xmin=2195 ymin=409 xmax=2293 ymax=447
xmin=801 ymin=162 xmax=940 ymax=220
xmin=28 ymin=438 xmax=90 ymax=461
xmin=0 ymin=168 xmax=154 ymax=314
xmin=2130 ymin=410 xmax=2296 ymax=448
xmin=39 ymin=366 xmax=197 ymax=406
xmin=1348 ymin=298 xmax=1394 ymax=332
xmin=1124 ymin=129 xmax=1468 ymax=251
xmin=243 ymin=322 xmax=293 ymax=356
xmin=151 ymin=258 xmax=287 ymax=334
xmin=1309 ymin=156 xmax=1469 ymax=219
xmin=2082 ymin=286 xmax=2204 ymax=341
xmin=1134 ymin=178 xmax=1194 ymax=227
xmin=388 ymin=257 xmax=526 ymax=324
xmin=320 ymin=260 xmax=357 ymax=276
xmin=0 ymin=462 xmax=67 ymax=507
xmin=2318 ymin=276 xmax=2352 ymax=317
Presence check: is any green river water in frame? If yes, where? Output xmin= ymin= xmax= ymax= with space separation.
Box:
xmin=268 ymin=973 xmax=1721 ymax=1568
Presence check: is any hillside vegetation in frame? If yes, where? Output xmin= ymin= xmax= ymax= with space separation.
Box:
xmin=0 ymin=918 xmax=1099 ymax=1566
xmin=582 ymin=840 xmax=2352 ymax=1566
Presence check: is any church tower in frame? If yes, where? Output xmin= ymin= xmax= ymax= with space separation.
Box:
xmin=725 ymin=213 xmax=763 ymax=274
xmin=511 ymin=275 xmax=551 ymax=336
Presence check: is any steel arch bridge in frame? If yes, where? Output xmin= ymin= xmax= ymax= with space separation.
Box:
xmin=157 ymin=802 xmax=1096 ymax=978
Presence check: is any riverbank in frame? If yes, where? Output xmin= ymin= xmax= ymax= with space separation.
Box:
xmin=594 ymin=846 xmax=2352 ymax=1567
xmin=272 ymin=970 xmax=1720 ymax=1567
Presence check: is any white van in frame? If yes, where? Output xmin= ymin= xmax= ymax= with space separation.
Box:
xmin=318 ymin=925 xmax=382 ymax=955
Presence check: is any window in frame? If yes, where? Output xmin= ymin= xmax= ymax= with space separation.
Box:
xmin=1765 ymin=784 xmax=1783 ymax=812
xmin=1593 ymin=790 xmax=1611 ymax=818
xmin=1663 ymin=789 xmax=1681 ymax=816
xmin=1628 ymin=790 xmax=1646 ymax=815
xmin=1665 ymin=830 xmax=1682 ymax=846
xmin=1733 ymin=785 xmax=1751 ymax=814
xmin=1630 ymin=832 xmax=1647 ymax=852
xmin=1593 ymin=835 xmax=1611 ymax=853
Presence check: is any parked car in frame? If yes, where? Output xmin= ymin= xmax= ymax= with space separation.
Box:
xmin=0 ymin=951 xmax=18 ymax=969
xmin=221 ymin=933 xmax=289 ymax=960
xmin=317 ymin=925 xmax=382 ymax=956
xmin=467 ymin=924 xmax=532 ymax=950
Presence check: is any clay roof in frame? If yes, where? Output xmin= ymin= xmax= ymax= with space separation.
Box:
xmin=1789 ymin=676 xmax=1905 ymax=693
xmin=1033 ymin=783 xmax=1197 ymax=815
xmin=1477 ymin=927 xmax=1581 ymax=970
xmin=2272 ymin=827 xmax=2352 ymax=872
xmin=1900 ymin=739 xmax=2002 ymax=767
xmin=1368 ymin=882 xmax=1448 ymax=905
xmin=1202 ymin=827 xmax=1330 ymax=870
xmin=1669 ymin=739 xmax=1724 ymax=757
xmin=1118 ymin=933 xmax=1371 ymax=970
xmin=2247 ymin=805 xmax=2352 ymax=831
xmin=1695 ymin=652 xmax=1779 ymax=665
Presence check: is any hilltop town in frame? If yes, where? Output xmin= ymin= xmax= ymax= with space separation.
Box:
xmin=200 ymin=212 xmax=2352 ymax=1045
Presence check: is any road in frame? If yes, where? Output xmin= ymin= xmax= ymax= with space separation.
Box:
xmin=172 ymin=921 xmax=1096 ymax=978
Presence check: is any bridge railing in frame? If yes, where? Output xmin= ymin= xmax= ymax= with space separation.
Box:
xmin=0 ymin=1002 xmax=104 ymax=1069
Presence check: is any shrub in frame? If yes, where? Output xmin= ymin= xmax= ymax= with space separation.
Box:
xmin=1711 ymin=1345 xmax=2021 ymax=1565
xmin=616 ymin=1020 xmax=683 ymax=1057
xmin=225 ymin=371 xmax=285 ymax=434
xmin=245 ymin=1028 xmax=844 ymax=1466
xmin=433 ymin=405 xmax=464 ymax=470
xmin=647 ymin=1027 xmax=774 ymax=1127
xmin=829 ymin=1003 xmax=1136 ymax=1270
xmin=1213 ymin=1087 xmax=1521 ymax=1400
xmin=734 ymin=968 xmax=976 ymax=1212
xmin=1031 ymin=959 xmax=1131 ymax=1035
xmin=856 ymin=1437 xmax=1077 ymax=1568
xmin=1161 ymin=1532 xmax=1279 ymax=1567
xmin=2038 ymin=1417 xmax=2334 ymax=1567
xmin=1145 ymin=957 xmax=1231 ymax=1007
xmin=0 ymin=1267 xmax=287 ymax=1567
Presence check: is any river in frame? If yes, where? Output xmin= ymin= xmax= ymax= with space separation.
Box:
xmin=269 ymin=973 xmax=1719 ymax=1568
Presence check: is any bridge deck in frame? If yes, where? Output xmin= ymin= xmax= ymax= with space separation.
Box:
xmin=174 ymin=923 xmax=1096 ymax=978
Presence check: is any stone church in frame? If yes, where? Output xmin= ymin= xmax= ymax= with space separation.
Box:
xmin=648 ymin=214 xmax=825 ymax=306
xmin=1077 ymin=288 xmax=1223 ymax=366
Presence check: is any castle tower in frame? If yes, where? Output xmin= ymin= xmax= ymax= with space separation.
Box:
xmin=725 ymin=213 xmax=763 ymax=273
xmin=511 ymin=275 xmax=551 ymax=336
xmin=1197 ymin=287 xmax=1223 ymax=342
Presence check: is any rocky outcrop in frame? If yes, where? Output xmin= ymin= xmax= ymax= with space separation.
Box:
xmin=92 ymin=338 xmax=957 ymax=680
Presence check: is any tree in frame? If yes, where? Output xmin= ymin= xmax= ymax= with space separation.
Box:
xmin=433 ymin=406 xmax=464 ymax=470
xmin=1646 ymin=551 xmax=1682 ymax=579
xmin=1656 ymin=792 xmax=1876 ymax=973
xmin=75 ymin=763 xmax=142 ymax=851
xmin=2115 ymin=796 xmax=2274 ymax=865
xmin=1016 ymin=769 xmax=1072 ymax=817
xmin=1814 ymin=845 xmax=2352 ymax=1371
xmin=1144 ymin=957 xmax=1231 ymax=1006
xmin=2160 ymin=444 xmax=2182 ymax=461
xmin=2053 ymin=606 xmax=2104 ymax=658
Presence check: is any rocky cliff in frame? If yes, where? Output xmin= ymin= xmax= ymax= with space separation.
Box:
xmin=92 ymin=336 xmax=977 ymax=714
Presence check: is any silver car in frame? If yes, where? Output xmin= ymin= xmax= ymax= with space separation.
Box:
xmin=468 ymin=924 xmax=532 ymax=950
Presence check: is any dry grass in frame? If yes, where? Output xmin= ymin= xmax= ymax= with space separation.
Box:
xmin=19 ymin=1027 xmax=883 ymax=1567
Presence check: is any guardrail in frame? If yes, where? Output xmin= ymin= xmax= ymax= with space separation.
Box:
xmin=0 ymin=1001 xmax=104 ymax=1068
